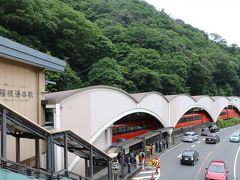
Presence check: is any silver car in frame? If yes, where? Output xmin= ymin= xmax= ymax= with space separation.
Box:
xmin=230 ymin=132 xmax=240 ymax=143
xmin=182 ymin=132 xmax=199 ymax=142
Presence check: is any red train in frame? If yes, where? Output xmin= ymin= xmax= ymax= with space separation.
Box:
xmin=175 ymin=112 xmax=211 ymax=128
xmin=112 ymin=119 xmax=159 ymax=143
xmin=176 ymin=108 xmax=240 ymax=128
xmin=112 ymin=108 xmax=240 ymax=142
xmin=218 ymin=108 xmax=239 ymax=120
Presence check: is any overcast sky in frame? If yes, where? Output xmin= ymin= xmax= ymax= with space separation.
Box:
xmin=145 ymin=0 xmax=240 ymax=46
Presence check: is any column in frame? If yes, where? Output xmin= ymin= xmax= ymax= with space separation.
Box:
xmin=108 ymin=159 xmax=112 ymax=180
xmin=1 ymin=109 xmax=7 ymax=161
xmin=64 ymin=133 xmax=68 ymax=172
xmin=89 ymin=147 xmax=93 ymax=178
xmin=16 ymin=137 xmax=20 ymax=163
xmin=35 ymin=139 xmax=40 ymax=169
xmin=120 ymin=148 xmax=124 ymax=178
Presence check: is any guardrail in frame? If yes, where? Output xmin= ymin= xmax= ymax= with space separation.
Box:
xmin=0 ymin=159 xmax=51 ymax=179
xmin=56 ymin=170 xmax=91 ymax=180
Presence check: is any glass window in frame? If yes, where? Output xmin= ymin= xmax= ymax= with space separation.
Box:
xmin=208 ymin=165 xmax=225 ymax=173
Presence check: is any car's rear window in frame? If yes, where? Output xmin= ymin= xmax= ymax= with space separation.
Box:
xmin=232 ymin=133 xmax=239 ymax=137
xmin=184 ymin=133 xmax=193 ymax=136
xmin=183 ymin=151 xmax=194 ymax=156
xmin=208 ymin=164 xmax=225 ymax=173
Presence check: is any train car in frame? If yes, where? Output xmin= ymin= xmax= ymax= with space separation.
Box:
xmin=218 ymin=108 xmax=239 ymax=120
xmin=112 ymin=120 xmax=158 ymax=143
xmin=175 ymin=112 xmax=211 ymax=129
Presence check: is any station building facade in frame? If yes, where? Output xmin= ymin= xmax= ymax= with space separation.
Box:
xmin=0 ymin=36 xmax=65 ymax=162
xmin=45 ymin=86 xmax=240 ymax=170
xmin=0 ymin=36 xmax=113 ymax=180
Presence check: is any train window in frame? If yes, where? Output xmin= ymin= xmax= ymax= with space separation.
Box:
xmin=112 ymin=129 xmax=118 ymax=135
xmin=220 ymin=111 xmax=227 ymax=115
xmin=194 ymin=116 xmax=200 ymax=120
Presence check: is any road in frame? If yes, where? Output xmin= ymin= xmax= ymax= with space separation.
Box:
xmin=133 ymin=124 xmax=240 ymax=180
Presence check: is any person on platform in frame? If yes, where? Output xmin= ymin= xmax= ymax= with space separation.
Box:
xmin=127 ymin=157 xmax=131 ymax=173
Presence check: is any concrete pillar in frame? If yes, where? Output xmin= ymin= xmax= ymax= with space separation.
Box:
xmin=1 ymin=109 xmax=7 ymax=161
xmin=64 ymin=133 xmax=68 ymax=172
xmin=16 ymin=137 xmax=20 ymax=163
xmin=89 ymin=147 xmax=93 ymax=178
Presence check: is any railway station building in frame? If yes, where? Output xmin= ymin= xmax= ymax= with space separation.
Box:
xmin=45 ymin=86 xmax=240 ymax=177
xmin=0 ymin=36 xmax=112 ymax=180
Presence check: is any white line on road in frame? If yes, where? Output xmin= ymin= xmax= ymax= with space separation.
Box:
xmin=133 ymin=171 xmax=160 ymax=180
xmin=139 ymin=170 xmax=156 ymax=174
xmin=202 ymin=138 xmax=205 ymax=140
xmin=177 ymin=154 xmax=182 ymax=158
xmin=234 ymin=143 xmax=240 ymax=179
xmin=191 ymin=145 xmax=196 ymax=148
xmin=197 ymin=141 xmax=201 ymax=144
xmin=159 ymin=142 xmax=183 ymax=157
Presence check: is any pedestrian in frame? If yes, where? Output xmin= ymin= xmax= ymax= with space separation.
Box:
xmin=136 ymin=154 xmax=139 ymax=168
xmin=159 ymin=141 xmax=162 ymax=152
xmin=162 ymin=139 xmax=166 ymax=150
xmin=127 ymin=157 xmax=131 ymax=173
xmin=155 ymin=141 xmax=159 ymax=152
xmin=166 ymin=138 xmax=169 ymax=148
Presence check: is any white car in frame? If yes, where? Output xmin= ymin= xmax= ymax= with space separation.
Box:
xmin=182 ymin=132 xmax=199 ymax=142
xmin=230 ymin=132 xmax=240 ymax=143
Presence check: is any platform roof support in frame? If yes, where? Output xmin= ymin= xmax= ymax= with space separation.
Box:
xmin=64 ymin=132 xmax=68 ymax=171
xmin=108 ymin=159 xmax=112 ymax=180
xmin=89 ymin=147 xmax=93 ymax=178
xmin=120 ymin=147 xmax=124 ymax=178
xmin=16 ymin=137 xmax=20 ymax=163
xmin=35 ymin=139 xmax=40 ymax=169
xmin=47 ymin=135 xmax=53 ymax=176
xmin=1 ymin=109 xmax=7 ymax=161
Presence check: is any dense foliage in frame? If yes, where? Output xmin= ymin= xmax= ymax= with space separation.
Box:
xmin=1 ymin=0 xmax=240 ymax=96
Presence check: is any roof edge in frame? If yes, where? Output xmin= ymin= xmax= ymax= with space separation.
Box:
xmin=0 ymin=36 xmax=65 ymax=72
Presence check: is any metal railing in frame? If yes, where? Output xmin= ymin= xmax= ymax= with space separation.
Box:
xmin=0 ymin=159 xmax=51 ymax=179
xmin=56 ymin=170 xmax=91 ymax=180
xmin=174 ymin=122 xmax=211 ymax=136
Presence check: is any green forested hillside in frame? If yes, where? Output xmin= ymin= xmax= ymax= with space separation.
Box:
xmin=1 ymin=0 xmax=240 ymax=96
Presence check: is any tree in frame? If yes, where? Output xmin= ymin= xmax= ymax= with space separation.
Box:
xmin=87 ymin=57 xmax=135 ymax=91
xmin=45 ymin=63 xmax=83 ymax=92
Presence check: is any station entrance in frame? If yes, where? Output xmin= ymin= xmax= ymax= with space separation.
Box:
xmin=112 ymin=113 xmax=163 ymax=143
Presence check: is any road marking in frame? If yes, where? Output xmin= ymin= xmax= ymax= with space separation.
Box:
xmin=139 ymin=170 xmax=156 ymax=174
xmin=202 ymin=138 xmax=205 ymax=140
xmin=194 ymin=137 xmax=228 ymax=180
xmin=197 ymin=141 xmax=201 ymax=144
xmin=191 ymin=145 xmax=195 ymax=148
xmin=159 ymin=142 xmax=183 ymax=157
xmin=194 ymin=151 xmax=212 ymax=180
xmin=234 ymin=143 xmax=240 ymax=179
xmin=133 ymin=171 xmax=160 ymax=180
xmin=177 ymin=154 xmax=182 ymax=158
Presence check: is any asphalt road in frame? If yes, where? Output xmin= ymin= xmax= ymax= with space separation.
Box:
xmin=133 ymin=124 xmax=240 ymax=180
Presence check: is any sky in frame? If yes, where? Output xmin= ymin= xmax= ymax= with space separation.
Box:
xmin=145 ymin=0 xmax=240 ymax=46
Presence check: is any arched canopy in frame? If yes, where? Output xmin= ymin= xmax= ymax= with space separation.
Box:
xmin=45 ymin=86 xmax=240 ymax=142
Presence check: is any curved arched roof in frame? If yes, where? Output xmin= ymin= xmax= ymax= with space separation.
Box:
xmin=45 ymin=86 xmax=240 ymax=142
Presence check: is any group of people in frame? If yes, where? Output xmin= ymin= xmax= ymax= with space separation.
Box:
xmin=116 ymin=137 xmax=169 ymax=174
xmin=155 ymin=138 xmax=169 ymax=153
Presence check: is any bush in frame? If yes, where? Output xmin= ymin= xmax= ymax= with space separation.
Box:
xmin=216 ymin=117 xmax=240 ymax=128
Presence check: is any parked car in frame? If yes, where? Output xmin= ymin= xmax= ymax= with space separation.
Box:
xmin=205 ymin=160 xmax=228 ymax=180
xmin=201 ymin=127 xmax=210 ymax=136
xmin=205 ymin=133 xmax=220 ymax=144
xmin=230 ymin=132 xmax=240 ymax=143
xmin=180 ymin=150 xmax=199 ymax=165
xmin=182 ymin=132 xmax=199 ymax=142
xmin=209 ymin=125 xmax=220 ymax=133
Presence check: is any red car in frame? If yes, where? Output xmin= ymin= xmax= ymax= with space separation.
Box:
xmin=205 ymin=160 xmax=228 ymax=180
